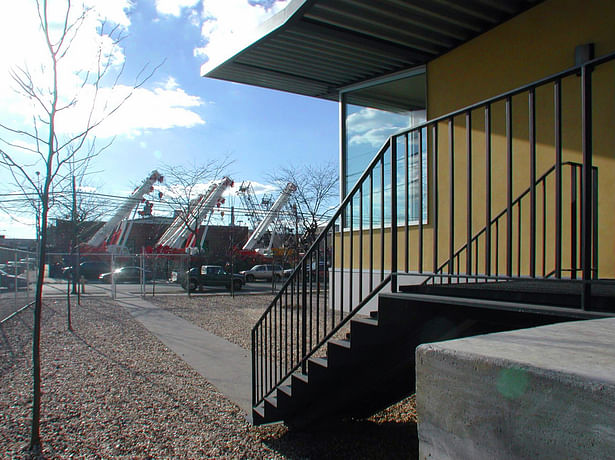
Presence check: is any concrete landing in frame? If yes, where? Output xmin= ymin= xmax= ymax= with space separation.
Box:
xmin=115 ymin=297 xmax=252 ymax=419
xmin=417 ymin=318 xmax=615 ymax=460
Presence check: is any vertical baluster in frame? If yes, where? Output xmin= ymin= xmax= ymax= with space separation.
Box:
xmin=554 ymin=80 xmax=562 ymax=278
xmin=260 ymin=325 xmax=264 ymax=402
xmin=581 ymin=64 xmax=593 ymax=309
xmin=449 ymin=118 xmax=455 ymax=281
xmin=592 ymin=168 xmax=599 ymax=279
xmin=309 ymin=252 xmax=313 ymax=352
xmin=432 ymin=124 xmax=439 ymax=275
xmin=517 ymin=202 xmax=522 ymax=277
xmin=369 ymin=171 xmax=374 ymax=292
xmin=316 ymin=244 xmax=320 ymax=343
xmin=250 ymin=323 xmax=260 ymax=407
xmin=571 ymin=167 xmax=577 ymax=279
xmin=529 ymin=88 xmax=537 ymax=278
xmin=380 ymin=156 xmax=385 ymax=282
xmin=495 ymin=220 xmax=500 ymax=277
xmin=290 ymin=275 xmax=294 ymax=367
xmin=466 ymin=111 xmax=472 ymax=276
xmin=506 ymin=96 xmax=513 ymax=277
xmin=268 ymin=309 xmax=272 ymax=392
xmin=297 ymin=268 xmax=301 ymax=365
xmin=475 ymin=238 xmax=479 ymax=276
xmin=285 ymin=287 xmax=288 ymax=375
xmin=485 ymin=104 xmax=492 ymax=276
xmin=349 ymin=194 xmax=354 ymax=309
xmin=301 ymin=259 xmax=307 ymax=373
xmin=391 ymin=139 xmax=398 ymax=292
xmin=340 ymin=208 xmax=344 ymax=322
xmin=331 ymin=218 xmax=336 ymax=328
xmin=323 ymin=236 xmax=328 ymax=335
xmin=359 ymin=185 xmax=364 ymax=302
xmin=405 ymin=133 xmax=409 ymax=272
xmin=274 ymin=302 xmax=277 ymax=384
xmin=419 ymin=127 xmax=424 ymax=273
xmin=542 ymin=181 xmax=547 ymax=277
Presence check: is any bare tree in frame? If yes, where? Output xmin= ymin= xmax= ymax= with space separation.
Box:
xmin=268 ymin=161 xmax=339 ymax=251
xmin=0 ymin=1 xmax=158 ymax=455
xmin=160 ymin=159 xmax=233 ymax=254
xmin=52 ymin=158 xmax=114 ymax=247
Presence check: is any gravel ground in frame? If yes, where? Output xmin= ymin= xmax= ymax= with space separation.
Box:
xmin=0 ymin=291 xmax=36 ymax=321
xmin=1 ymin=295 xmax=418 ymax=459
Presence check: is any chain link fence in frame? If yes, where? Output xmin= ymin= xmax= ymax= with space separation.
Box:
xmin=0 ymin=247 xmax=38 ymax=321
xmin=1 ymin=246 xmax=285 ymax=322
xmin=43 ymin=251 xmax=195 ymax=301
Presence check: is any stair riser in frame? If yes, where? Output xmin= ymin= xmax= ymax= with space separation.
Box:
xmin=349 ymin=320 xmax=390 ymax=349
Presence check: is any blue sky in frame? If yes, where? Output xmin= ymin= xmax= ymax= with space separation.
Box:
xmin=0 ymin=0 xmax=339 ymax=238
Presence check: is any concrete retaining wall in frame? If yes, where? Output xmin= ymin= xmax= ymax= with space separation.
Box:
xmin=416 ymin=318 xmax=615 ymax=460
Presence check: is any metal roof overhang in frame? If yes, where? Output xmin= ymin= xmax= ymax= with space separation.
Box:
xmin=201 ymin=0 xmax=545 ymax=101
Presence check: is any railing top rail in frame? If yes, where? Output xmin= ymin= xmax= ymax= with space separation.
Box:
xmin=252 ymin=51 xmax=615 ymax=332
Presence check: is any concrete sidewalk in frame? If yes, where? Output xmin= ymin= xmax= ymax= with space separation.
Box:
xmin=114 ymin=295 xmax=252 ymax=420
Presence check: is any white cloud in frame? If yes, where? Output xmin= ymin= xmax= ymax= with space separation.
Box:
xmin=347 ymin=108 xmax=411 ymax=148
xmin=0 ymin=1 xmax=206 ymax=144
xmin=155 ymin=0 xmax=200 ymax=17
xmin=56 ymin=81 xmax=206 ymax=138
xmin=244 ymin=181 xmax=278 ymax=196
xmin=194 ymin=0 xmax=289 ymax=65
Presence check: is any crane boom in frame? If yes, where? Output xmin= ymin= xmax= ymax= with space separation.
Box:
xmin=242 ymin=182 xmax=296 ymax=251
xmin=156 ymin=176 xmax=233 ymax=251
xmin=87 ymin=170 xmax=163 ymax=249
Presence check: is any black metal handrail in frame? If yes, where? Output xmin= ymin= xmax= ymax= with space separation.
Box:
xmin=251 ymin=51 xmax=615 ymax=410
xmin=428 ymin=162 xmax=598 ymax=282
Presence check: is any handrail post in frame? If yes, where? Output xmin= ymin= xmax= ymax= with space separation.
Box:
xmin=391 ymin=137 xmax=398 ymax=292
xmin=301 ymin=259 xmax=307 ymax=373
xmin=581 ymin=63 xmax=593 ymax=309
xmin=251 ymin=327 xmax=256 ymax=406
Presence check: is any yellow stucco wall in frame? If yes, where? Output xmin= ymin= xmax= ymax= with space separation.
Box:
xmin=338 ymin=0 xmax=615 ymax=279
xmin=426 ymin=0 xmax=615 ymax=279
xmin=427 ymin=0 xmax=615 ymax=118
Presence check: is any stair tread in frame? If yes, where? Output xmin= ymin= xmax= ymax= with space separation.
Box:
xmin=293 ymin=371 xmax=309 ymax=384
xmin=253 ymin=405 xmax=265 ymax=417
xmin=352 ymin=316 xmax=379 ymax=326
xmin=329 ymin=338 xmax=351 ymax=349
xmin=309 ymin=356 xmax=328 ymax=368
xmin=265 ymin=395 xmax=278 ymax=407
xmin=278 ymin=384 xmax=292 ymax=397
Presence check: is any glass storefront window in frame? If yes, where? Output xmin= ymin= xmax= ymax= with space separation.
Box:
xmin=342 ymin=69 xmax=427 ymax=226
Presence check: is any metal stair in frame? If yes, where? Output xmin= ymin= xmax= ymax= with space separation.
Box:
xmin=253 ymin=281 xmax=615 ymax=427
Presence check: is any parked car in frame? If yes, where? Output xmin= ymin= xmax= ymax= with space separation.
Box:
xmin=0 ymin=269 xmax=28 ymax=290
xmin=240 ymin=264 xmax=284 ymax=282
xmin=180 ymin=265 xmax=244 ymax=292
xmin=63 ymin=261 xmax=110 ymax=281
xmin=99 ymin=266 xmax=152 ymax=284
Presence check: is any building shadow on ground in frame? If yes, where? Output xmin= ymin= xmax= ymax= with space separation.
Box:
xmin=259 ymin=418 xmax=418 ymax=459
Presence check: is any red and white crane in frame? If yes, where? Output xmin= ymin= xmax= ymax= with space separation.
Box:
xmin=156 ymin=176 xmax=233 ymax=253
xmin=242 ymin=182 xmax=296 ymax=253
xmin=85 ymin=170 xmax=164 ymax=253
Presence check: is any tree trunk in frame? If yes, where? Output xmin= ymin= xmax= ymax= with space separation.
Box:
xmin=29 ymin=196 xmax=49 ymax=456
